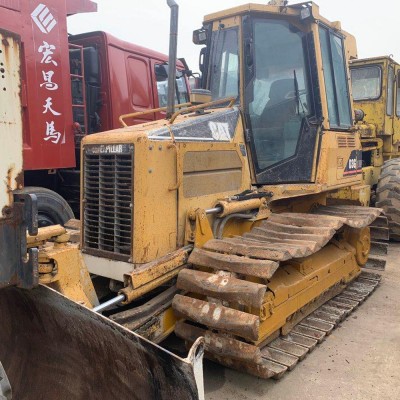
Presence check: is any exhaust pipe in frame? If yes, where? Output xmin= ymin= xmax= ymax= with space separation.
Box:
xmin=166 ymin=0 xmax=179 ymax=119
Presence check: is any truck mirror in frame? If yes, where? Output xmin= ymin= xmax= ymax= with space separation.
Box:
xmin=178 ymin=57 xmax=193 ymax=77
xmin=155 ymin=64 xmax=168 ymax=81
xmin=193 ymin=28 xmax=207 ymax=45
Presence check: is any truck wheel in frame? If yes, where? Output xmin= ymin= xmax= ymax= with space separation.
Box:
xmin=376 ymin=158 xmax=400 ymax=241
xmin=21 ymin=187 xmax=75 ymax=228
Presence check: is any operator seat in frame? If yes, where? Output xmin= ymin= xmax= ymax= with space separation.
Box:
xmin=261 ymin=78 xmax=297 ymax=127
xmin=255 ymin=78 xmax=297 ymax=165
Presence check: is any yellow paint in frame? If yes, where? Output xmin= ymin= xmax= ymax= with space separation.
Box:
xmin=27 ymin=225 xmax=66 ymax=246
xmin=39 ymin=243 xmax=98 ymax=308
xmin=328 ymin=184 xmax=371 ymax=207
xmin=137 ymin=306 xmax=178 ymax=344
xmin=256 ymin=242 xmax=360 ymax=343
xmin=121 ymin=265 xmax=187 ymax=303
xmin=124 ymin=247 xmax=190 ymax=290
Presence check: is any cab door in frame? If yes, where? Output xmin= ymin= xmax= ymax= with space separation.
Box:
xmin=385 ymin=62 xmax=396 ymax=137
xmin=392 ymin=64 xmax=400 ymax=146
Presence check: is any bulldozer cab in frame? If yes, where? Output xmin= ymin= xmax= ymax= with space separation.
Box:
xmin=350 ymin=56 xmax=400 ymax=149
xmin=196 ymin=2 xmax=354 ymax=185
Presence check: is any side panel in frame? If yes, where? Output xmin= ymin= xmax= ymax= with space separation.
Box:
xmin=0 ymin=30 xmax=22 ymax=208
xmin=0 ymin=0 xmax=76 ymax=171
xmin=0 ymin=31 xmax=24 ymax=288
xmin=0 ymin=30 xmax=38 ymax=289
xmin=133 ymin=138 xmax=178 ymax=264
xmin=316 ymin=131 xmax=363 ymax=187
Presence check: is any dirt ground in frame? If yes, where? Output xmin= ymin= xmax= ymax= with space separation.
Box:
xmin=204 ymin=243 xmax=400 ymax=400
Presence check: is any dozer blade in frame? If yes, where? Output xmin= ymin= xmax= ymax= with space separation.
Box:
xmin=0 ymin=285 xmax=204 ymax=400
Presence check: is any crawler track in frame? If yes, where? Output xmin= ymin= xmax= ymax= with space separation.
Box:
xmin=175 ymin=270 xmax=381 ymax=379
xmin=172 ymin=205 xmax=386 ymax=379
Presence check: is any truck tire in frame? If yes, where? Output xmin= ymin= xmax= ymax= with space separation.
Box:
xmin=376 ymin=158 xmax=400 ymax=241
xmin=21 ymin=187 xmax=75 ymax=228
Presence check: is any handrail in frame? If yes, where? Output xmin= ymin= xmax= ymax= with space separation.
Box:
xmin=69 ymin=42 xmax=88 ymax=136
xmin=119 ymin=102 xmax=191 ymax=127
xmin=119 ymin=97 xmax=237 ymax=128
xmin=169 ymin=97 xmax=236 ymax=124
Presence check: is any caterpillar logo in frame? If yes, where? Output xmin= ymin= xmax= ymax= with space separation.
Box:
xmin=85 ymin=144 xmax=132 ymax=155
xmin=343 ymin=150 xmax=362 ymax=176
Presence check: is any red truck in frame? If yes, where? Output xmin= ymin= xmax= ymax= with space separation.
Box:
xmin=0 ymin=0 xmax=189 ymax=226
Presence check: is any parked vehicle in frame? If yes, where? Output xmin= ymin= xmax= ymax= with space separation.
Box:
xmin=0 ymin=0 xmax=189 ymax=225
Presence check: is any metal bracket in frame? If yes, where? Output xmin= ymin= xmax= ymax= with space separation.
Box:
xmin=0 ymin=193 xmax=39 ymax=289
xmin=14 ymin=192 xmax=38 ymax=236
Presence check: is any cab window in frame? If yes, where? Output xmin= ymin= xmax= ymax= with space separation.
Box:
xmin=351 ymin=66 xmax=381 ymax=101
xmin=319 ymin=26 xmax=352 ymax=129
xmin=387 ymin=66 xmax=394 ymax=116
xmin=209 ymin=27 xmax=239 ymax=100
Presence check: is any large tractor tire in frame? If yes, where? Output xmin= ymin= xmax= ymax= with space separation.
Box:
xmin=376 ymin=158 xmax=400 ymax=240
xmin=21 ymin=187 xmax=75 ymax=228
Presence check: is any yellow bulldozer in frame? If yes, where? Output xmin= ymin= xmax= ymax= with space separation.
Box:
xmin=350 ymin=55 xmax=400 ymax=240
xmin=0 ymin=0 xmax=388 ymax=396
xmin=77 ymin=1 xmax=385 ymax=379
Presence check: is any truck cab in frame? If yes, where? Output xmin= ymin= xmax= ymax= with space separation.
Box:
xmin=69 ymin=31 xmax=189 ymax=136
xmin=0 ymin=0 xmax=190 ymax=224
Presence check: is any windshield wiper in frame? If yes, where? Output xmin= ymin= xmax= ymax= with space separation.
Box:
xmin=293 ymin=69 xmax=301 ymax=116
xmin=293 ymin=70 xmax=323 ymax=129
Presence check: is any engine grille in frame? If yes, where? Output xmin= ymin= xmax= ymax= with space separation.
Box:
xmin=83 ymin=144 xmax=133 ymax=261
xmin=337 ymin=135 xmax=356 ymax=148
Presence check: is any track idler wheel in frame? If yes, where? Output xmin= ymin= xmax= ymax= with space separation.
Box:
xmin=345 ymin=226 xmax=370 ymax=266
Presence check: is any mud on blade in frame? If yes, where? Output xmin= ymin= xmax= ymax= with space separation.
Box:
xmin=0 ymin=285 xmax=204 ymax=400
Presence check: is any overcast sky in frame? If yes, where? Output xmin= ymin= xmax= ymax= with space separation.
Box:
xmin=68 ymin=0 xmax=400 ymax=72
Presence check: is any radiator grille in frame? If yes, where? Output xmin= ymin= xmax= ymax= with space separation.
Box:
xmin=83 ymin=145 xmax=133 ymax=260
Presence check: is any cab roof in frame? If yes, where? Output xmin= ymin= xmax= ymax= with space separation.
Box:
xmin=203 ymin=2 xmax=343 ymax=33
xmin=351 ymin=55 xmax=399 ymax=67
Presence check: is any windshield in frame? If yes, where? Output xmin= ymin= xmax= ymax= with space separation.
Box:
xmin=208 ymin=27 xmax=239 ymax=101
xmin=246 ymin=19 xmax=312 ymax=171
xmin=351 ymin=66 xmax=381 ymax=101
